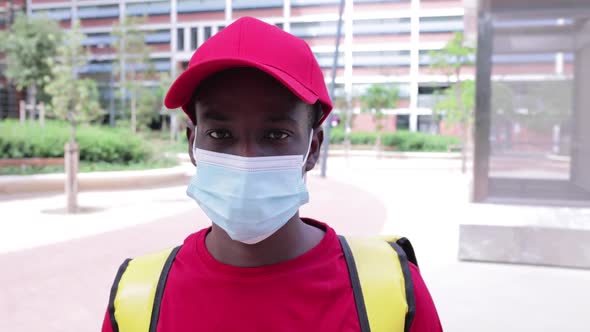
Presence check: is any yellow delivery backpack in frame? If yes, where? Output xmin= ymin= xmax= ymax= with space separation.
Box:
xmin=108 ymin=236 xmax=418 ymax=332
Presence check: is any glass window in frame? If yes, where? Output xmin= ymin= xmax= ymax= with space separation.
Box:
xmin=177 ymin=0 xmax=225 ymax=13
xmin=314 ymin=52 xmax=344 ymax=68
xmin=32 ymin=8 xmax=71 ymax=21
xmin=145 ymin=30 xmax=171 ymax=44
xmin=353 ymin=18 xmax=411 ymax=35
xmin=78 ymin=5 xmax=119 ymax=19
xmin=353 ymin=51 xmax=411 ymax=67
xmin=83 ymin=33 xmax=114 ymax=47
xmin=291 ymin=21 xmax=344 ymax=38
xmin=177 ymin=28 xmax=185 ymax=51
xmin=204 ymin=26 xmax=212 ymax=41
xmin=473 ymin=4 xmax=590 ymax=205
xmin=233 ymin=0 xmax=282 ymax=9
xmin=396 ymin=115 xmax=410 ymax=130
xmin=419 ymin=16 xmax=463 ymax=33
xmin=127 ymin=1 xmax=170 ymax=16
xmin=190 ymin=27 xmax=198 ymax=50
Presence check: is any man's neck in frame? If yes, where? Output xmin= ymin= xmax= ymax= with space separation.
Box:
xmin=205 ymin=214 xmax=325 ymax=268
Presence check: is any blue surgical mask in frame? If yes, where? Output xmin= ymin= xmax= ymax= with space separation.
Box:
xmin=186 ymin=131 xmax=313 ymax=244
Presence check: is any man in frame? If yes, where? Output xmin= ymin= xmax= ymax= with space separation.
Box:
xmin=102 ymin=17 xmax=442 ymax=332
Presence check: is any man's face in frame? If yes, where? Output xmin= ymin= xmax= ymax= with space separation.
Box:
xmin=187 ymin=68 xmax=324 ymax=173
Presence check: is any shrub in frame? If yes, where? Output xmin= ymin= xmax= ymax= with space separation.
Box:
xmin=329 ymin=127 xmax=345 ymax=144
xmin=0 ymin=120 xmax=150 ymax=164
xmin=381 ymin=131 xmax=460 ymax=152
xmin=350 ymin=132 xmax=377 ymax=145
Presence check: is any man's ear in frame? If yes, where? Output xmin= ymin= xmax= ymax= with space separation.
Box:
xmin=186 ymin=121 xmax=196 ymax=166
xmin=305 ymin=127 xmax=324 ymax=172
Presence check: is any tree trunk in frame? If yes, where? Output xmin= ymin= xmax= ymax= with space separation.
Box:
xmin=27 ymin=84 xmax=37 ymax=123
xmin=65 ymin=140 xmax=79 ymax=214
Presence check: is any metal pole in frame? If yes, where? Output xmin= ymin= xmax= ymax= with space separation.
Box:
xmin=320 ymin=0 xmax=345 ymax=178
xmin=109 ymin=72 xmax=116 ymax=127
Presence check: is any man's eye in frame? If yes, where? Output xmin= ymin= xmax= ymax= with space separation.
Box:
xmin=265 ymin=131 xmax=290 ymax=140
xmin=208 ymin=130 xmax=233 ymax=139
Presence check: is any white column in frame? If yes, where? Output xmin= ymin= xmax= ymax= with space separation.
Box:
xmin=225 ymin=0 xmax=232 ymax=23
xmin=198 ymin=25 xmax=205 ymax=47
xmin=170 ymin=0 xmax=178 ymax=78
xmin=344 ymin=0 xmax=353 ymax=105
xmin=555 ymin=18 xmax=566 ymax=75
xmin=184 ymin=27 xmax=190 ymax=52
xmin=283 ymin=0 xmax=291 ymax=32
xmin=26 ymin=0 xmax=32 ymax=16
xmin=409 ymin=0 xmax=420 ymax=132
xmin=71 ymin=0 xmax=78 ymax=23
xmin=212 ymin=25 xmax=219 ymax=36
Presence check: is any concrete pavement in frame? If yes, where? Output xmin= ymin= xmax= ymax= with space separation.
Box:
xmin=0 ymin=156 xmax=589 ymax=332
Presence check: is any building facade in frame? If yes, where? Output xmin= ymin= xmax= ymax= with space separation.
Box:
xmin=3 ymin=0 xmax=572 ymax=134
xmin=4 ymin=0 xmax=468 ymax=131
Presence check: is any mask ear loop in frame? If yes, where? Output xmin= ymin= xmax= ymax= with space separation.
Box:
xmin=302 ymin=130 xmax=314 ymax=183
xmin=192 ymin=127 xmax=198 ymax=165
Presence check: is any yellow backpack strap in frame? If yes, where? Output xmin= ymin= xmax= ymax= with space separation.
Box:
xmin=338 ymin=235 xmax=416 ymax=332
xmin=108 ymin=246 xmax=182 ymax=332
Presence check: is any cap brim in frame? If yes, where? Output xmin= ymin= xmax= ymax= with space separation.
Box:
xmin=164 ymin=58 xmax=320 ymax=112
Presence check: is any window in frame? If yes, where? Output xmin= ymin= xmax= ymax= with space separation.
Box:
xmin=127 ymin=1 xmax=170 ymax=16
xmin=177 ymin=28 xmax=185 ymax=51
xmin=81 ymin=60 xmax=113 ymax=74
xmin=419 ymin=16 xmax=463 ymax=33
xmin=190 ymin=27 xmax=198 ymax=50
xmin=83 ymin=33 xmax=114 ymax=47
xmin=233 ymin=0 xmax=283 ymax=9
xmin=314 ymin=52 xmax=344 ymax=68
xmin=353 ymin=51 xmax=411 ymax=67
xmin=396 ymin=115 xmax=410 ymax=130
xmin=204 ymin=26 xmax=212 ymax=41
xmin=32 ymin=8 xmax=71 ymax=21
xmin=177 ymin=0 xmax=225 ymax=14
xmin=145 ymin=30 xmax=171 ymax=44
xmin=152 ymin=58 xmax=171 ymax=72
xmin=78 ymin=5 xmax=119 ymax=19
xmin=353 ymin=18 xmax=411 ymax=35
xmin=291 ymin=21 xmax=343 ymax=38
xmin=275 ymin=23 xmax=283 ymax=30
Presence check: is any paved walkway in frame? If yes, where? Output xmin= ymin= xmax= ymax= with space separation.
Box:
xmin=1 ymin=156 xmax=589 ymax=332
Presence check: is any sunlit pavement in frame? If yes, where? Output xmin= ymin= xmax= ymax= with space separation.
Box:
xmin=1 ymin=156 xmax=589 ymax=331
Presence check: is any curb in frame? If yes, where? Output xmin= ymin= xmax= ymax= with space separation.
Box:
xmin=0 ymin=165 xmax=192 ymax=195
xmin=326 ymin=149 xmax=461 ymax=159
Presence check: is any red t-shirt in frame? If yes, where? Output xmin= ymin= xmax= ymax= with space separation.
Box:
xmin=102 ymin=219 xmax=442 ymax=332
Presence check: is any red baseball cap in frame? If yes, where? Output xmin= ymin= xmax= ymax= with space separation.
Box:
xmin=164 ymin=16 xmax=332 ymax=125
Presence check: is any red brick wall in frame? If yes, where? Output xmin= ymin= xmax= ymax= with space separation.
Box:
xmin=178 ymin=12 xmax=224 ymax=23
xmin=233 ymin=8 xmax=282 ymax=19
xmin=291 ymin=5 xmax=339 ymax=16
xmin=352 ymin=113 xmax=397 ymax=132
xmin=354 ymin=2 xmax=410 ymax=13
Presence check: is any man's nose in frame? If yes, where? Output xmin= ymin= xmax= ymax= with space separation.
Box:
xmin=236 ymin=139 xmax=259 ymax=158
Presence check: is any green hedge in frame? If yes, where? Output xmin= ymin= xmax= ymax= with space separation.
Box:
xmin=0 ymin=120 xmax=150 ymax=164
xmin=329 ymin=128 xmax=459 ymax=152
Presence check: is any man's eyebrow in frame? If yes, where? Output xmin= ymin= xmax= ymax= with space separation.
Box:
xmin=265 ymin=114 xmax=298 ymax=126
xmin=202 ymin=110 xmax=231 ymax=122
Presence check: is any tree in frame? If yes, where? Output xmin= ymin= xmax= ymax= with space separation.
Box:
xmin=44 ymin=21 xmax=104 ymax=213
xmin=430 ymin=32 xmax=475 ymax=173
xmin=112 ymin=16 xmax=155 ymax=133
xmin=0 ymin=13 xmax=63 ymax=119
xmin=360 ymin=84 xmax=400 ymax=154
